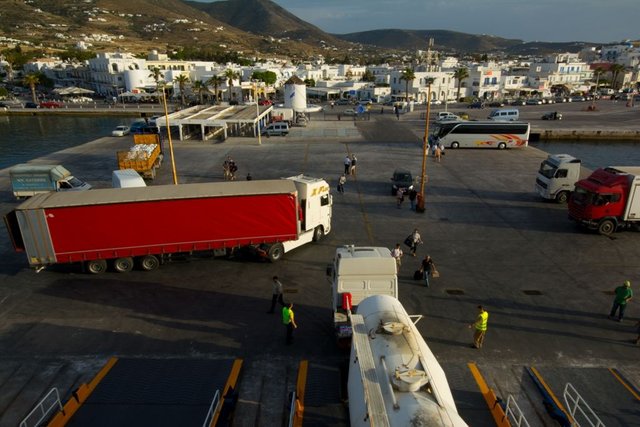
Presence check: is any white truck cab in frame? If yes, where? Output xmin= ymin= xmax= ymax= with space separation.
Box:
xmin=535 ymin=154 xmax=582 ymax=203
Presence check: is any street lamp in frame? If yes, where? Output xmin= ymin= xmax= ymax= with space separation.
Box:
xmin=416 ymin=78 xmax=433 ymax=213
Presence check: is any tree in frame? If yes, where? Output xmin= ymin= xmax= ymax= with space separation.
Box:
xmin=399 ymin=68 xmax=415 ymax=102
xmin=454 ymin=67 xmax=469 ymax=102
xmin=303 ymin=78 xmax=316 ymax=87
xmin=148 ymin=67 xmax=164 ymax=104
xmin=207 ymin=75 xmax=225 ymax=104
xmin=361 ymin=70 xmax=376 ymax=83
xmin=251 ymin=70 xmax=277 ymax=85
xmin=609 ymin=63 xmax=627 ymax=90
xmin=22 ymin=73 xmax=40 ymax=104
xmin=192 ymin=80 xmax=206 ymax=105
xmin=173 ymin=74 xmax=190 ymax=106
xmin=591 ymin=67 xmax=606 ymax=94
xmin=224 ymin=69 xmax=239 ymax=102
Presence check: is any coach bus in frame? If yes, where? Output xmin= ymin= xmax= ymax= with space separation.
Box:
xmin=432 ymin=120 xmax=530 ymax=149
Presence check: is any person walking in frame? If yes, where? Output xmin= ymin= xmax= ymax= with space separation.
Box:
xmin=391 ymin=243 xmax=403 ymax=272
xmin=282 ymin=302 xmax=297 ymax=345
xmin=469 ymin=305 xmax=489 ymax=349
xmin=267 ymin=275 xmax=285 ymax=314
xmin=350 ymin=154 xmax=357 ymax=176
xmin=420 ymin=255 xmax=434 ymax=287
xmin=343 ymin=155 xmax=351 ymax=175
xmin=434 ymin=144 xmax=442 ymax=163
xmin=409 ymin=228 xmax=422 ymax=256
xmin=396 ymin=188 xmax=405 ymax=208
xmin=337 ymin=174 xmax=346 ymax=193
xmin=609 ymin=280 xmax=633 ymax=322
xmin=408 ymin=188 xmax=418 ymax=211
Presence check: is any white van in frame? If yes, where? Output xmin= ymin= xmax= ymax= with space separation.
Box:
xmin=488 ymin=108 xmax=519 ymax=121
xmin=261 ymin=121 xmax=289 ymax=137
xmin=112 ymin=169 xmax=147 ymax=188
xmin=436 ymin=112 xmax=461 ymax=121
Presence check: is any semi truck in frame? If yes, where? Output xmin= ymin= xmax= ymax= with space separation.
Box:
xmin=327 ymin=245 xmax=398 ymax=346
xmin=4 ymin=175 xmax=331 ymax=273
xmin=569 ymin=166 xmax=640 ymax=235
xmin=348 ymin=295 xmax=468 ymax=427
xmin=535 ymin=154 xmax=583 ymax=203
xmin=9 ymin=164 xmax=91 ymax=199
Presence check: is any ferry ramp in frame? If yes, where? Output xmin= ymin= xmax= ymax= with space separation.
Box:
xmin=46 ymin=357 xmax=241 ymax=427
xmin=295 ymin=360 xmax=348 ymax=426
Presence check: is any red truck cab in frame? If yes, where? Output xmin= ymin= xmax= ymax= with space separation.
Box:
xmin=568 ymin=167 xmax=630 ymax=235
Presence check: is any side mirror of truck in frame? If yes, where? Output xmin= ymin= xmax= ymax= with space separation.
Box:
xmin=326 ymin=264 xmax=333 ymax=277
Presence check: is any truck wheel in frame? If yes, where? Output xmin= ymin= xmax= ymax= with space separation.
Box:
xmin=598 ymin=219 xmax=616 ymax=236
xmin=555 ymin=191 xmax=569 ymax=204
xmin=138 ymin=255 xmax=160 ymax=271
xmin=498 ymin=142 xmax=507 ymax=150
xmin=267 ymin=243 xmax=284 ymax=262
xmin=451 ymin=141 xmax=459 ymax=149
xmin=313 ymin=226 xmax=324 ymax=242
xmin=86 ymin=259 xmax=107 ymax=274
xmin=113 ymin=257 xmax=134 ymax=273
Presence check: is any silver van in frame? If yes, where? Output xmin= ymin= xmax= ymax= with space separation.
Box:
xmin=488 ymin=108 xmax=519 ymax=121
xmin=261 ymin=122 xmax=289 ymax=136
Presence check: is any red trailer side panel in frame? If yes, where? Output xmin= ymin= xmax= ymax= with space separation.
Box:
xmin=45 ymin=193 xmax=298 ymax=263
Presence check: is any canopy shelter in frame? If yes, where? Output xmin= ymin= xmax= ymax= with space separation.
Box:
xmin=53 ymin=86 xmax=95 ymax=96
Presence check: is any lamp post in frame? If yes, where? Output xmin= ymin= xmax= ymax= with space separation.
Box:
xmin=416 ymin=79 xmax=433 ymax=213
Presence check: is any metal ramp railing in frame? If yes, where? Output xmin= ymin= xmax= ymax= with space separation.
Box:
xmin=19 ymin=388 xmax=63 ymax=427
xmin=202 ymin=389 xmax=221 ymax=427
xmin=504 ymin=394 xmax=531 ymax=427
xmin=563 ymin=383 xmax=605 ymax=427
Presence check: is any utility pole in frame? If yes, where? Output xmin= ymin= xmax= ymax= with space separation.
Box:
xmin=416 ymin=79 xmax=433 ymax=213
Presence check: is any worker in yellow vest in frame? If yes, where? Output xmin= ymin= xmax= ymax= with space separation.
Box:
xmin=469 ymin=305 xmax=489 ymax=349
xmin=282 ymin=302 xmax=298 ymax=345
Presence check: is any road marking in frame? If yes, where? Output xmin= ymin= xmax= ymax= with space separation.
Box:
xmin=609 ymin=368 xmax=640 ymax=401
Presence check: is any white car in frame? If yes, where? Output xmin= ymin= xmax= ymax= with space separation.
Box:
xmin=112 ymin=126 xmax=130 ymax=137
xmin=343 ymin=109 xmax=357 ymax=116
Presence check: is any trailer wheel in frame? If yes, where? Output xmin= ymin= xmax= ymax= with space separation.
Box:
xmin=86 ymin=259 xmax=107 ymax=274
xmin=138 ymin=255 xmax=160 ymax=271
xmin=113 ymin=257 xmax=134 ymax=273
xmin=598 ymin=219 xmax=616 ymax=236
xmin=313 ymin=226 xmax=324 ymax=242
xmin=555 ymin=191 xmax=569 ymax=204
xmin=497 ymin=142 xmax=507 ymax=150
xmin=267 ymin=243 xmax=284 ymax=263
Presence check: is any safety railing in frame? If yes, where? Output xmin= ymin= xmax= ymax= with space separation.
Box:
xmin=202 ymin=389 xmax=221 ymax=427
xmin=504 ymin=394 xmax=531 ymax=427
xmin=563 ymin=383 xmax=605 ymax=427
xmin=287 ymin=391 xmax=297 ymax=427
xmin=19 ymin=388 xmax=62 ymax=427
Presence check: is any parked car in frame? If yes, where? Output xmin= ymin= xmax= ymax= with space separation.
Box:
xmin=541 ymin=112 xmax=563 ymax=120
xmin=343 ymin=109 xmax=357 ymax=116
xmin=570 ymin=96 xmax=586 ymax=102
xmin=487 ymin=101 xmax=505 ymax=107
xmin=258 ymin=99 xmax=273 ymax=106
xmin=430 ymin=99 xmax=443 ymax=105
xmin=525 ymin=99 xmax=542 ymax=105
xmin=40 ymin=101 xmax=63 ymax=108
xmin=468 ymin=101 xmax=485 ymax=109
xmin=111 ymin=125 xmax=131 ymax=137
xmin=390 ymin=169 xmax=414 ymax=196
xmin=335 ymin=99 xmax=350 ymax=105
xmin=24 ymin=102 xmax=39 ymax=109
xmin=509 ymin=99 xmax=526 ymax=106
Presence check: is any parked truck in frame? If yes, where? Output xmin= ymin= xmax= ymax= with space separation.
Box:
xmin=116 ymin=134 xmax=163 ymax=179
xmin=568 ymin=166 xmax=640 ymax=235
xmin=327 ymin=245 xmax=398 ymax=346
xmin=4 ymin=175 xmax=331 ymax=273
xmin=535 ymin=154 xmax=583 ymax=203
xmin=9 ymin=164 xmax=91 ymax=199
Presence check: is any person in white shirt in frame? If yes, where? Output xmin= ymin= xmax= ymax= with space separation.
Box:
xmin=391 ymin=243 xmax=403 ymax=271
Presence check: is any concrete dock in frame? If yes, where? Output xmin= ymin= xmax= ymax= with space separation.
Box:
xmin=0 ymin=106 xmax=639 ymax=426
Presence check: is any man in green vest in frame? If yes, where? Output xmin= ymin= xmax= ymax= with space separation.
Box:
xmin=282 ymin=302 xmax=297 ymax=345
xmin=469 ymin=305 xmax=489 ymax=349
xmin=609 ymin=280 xmax=633 ymax=322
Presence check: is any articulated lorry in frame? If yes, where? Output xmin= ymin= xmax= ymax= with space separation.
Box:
xmin=9 ymin=164 xmax=91 ymax=199
xmin=4 ymin=175 xmax=331 ymax=273
xmin=535 ymin=154 xmax=584 ymax=203
xmin=328 ymin=245 xmax=398 ymax=346
xmin=569 ymin=166 xmax=640 ymax=235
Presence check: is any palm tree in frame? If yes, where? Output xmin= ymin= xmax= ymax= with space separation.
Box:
xmin=223 ymin=69 xmax=239 ymax=102
xmin=609 ymin=63 xmax=626 ymax=90
xmin=453 ymin=67 xmax=469 ymax=102
xmin=399 ymin=68 xmax=415 ymax=103
xmin=173 ymin=74 xmax=190 ymax=106
xmin=22 ymin=73 xmax=40 ymax=104
xmin=148 ymin=67 xmax=164 ymax=104
xmin=192 ymin=80 xmax=206 ymax=105
xmin=207 ymin=75 xmax=225 ymax=104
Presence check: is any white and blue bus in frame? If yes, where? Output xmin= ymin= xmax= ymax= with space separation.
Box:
xmin=432 ymin=120 xmax=530 ymax=149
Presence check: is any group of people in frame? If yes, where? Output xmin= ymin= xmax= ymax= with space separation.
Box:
xmin=267 ymin=275 xmax=298 ymax=345
xmin=222 ymin=156 xmax=238 ymax=181
xmin=396 ymin=186 xmax=418 ymax=209
xmin=337 ymin=154 xmax=357 ymax=193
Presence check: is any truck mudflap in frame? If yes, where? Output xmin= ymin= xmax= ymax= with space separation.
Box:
xmin=4 ymin=211 xmax=25 ymax=252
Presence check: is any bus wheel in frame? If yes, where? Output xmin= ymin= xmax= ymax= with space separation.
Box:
xmin=498 ymin=142 xmax=507 ymax=149
xmin=267 ymin=243 xmax=284 ymax=262
xmin=451 ymin=141 xmax=459 ymax=149
xmin=598 ymin=219 xmax=615 ymax=236
xmin=86 ymin=259 xmax=107 ymax=274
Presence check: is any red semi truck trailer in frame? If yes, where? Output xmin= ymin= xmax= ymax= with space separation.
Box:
xmin=4 ymin=175 xmax=332 ymax=273
xmin=568 ymin=166 xmax=640 ymax=235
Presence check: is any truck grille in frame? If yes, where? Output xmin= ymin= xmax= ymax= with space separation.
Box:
xmin=535 ymin=178 xmax=547 ymax=189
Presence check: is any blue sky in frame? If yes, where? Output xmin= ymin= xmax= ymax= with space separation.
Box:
xmin=193 ymin=0 xmax=638 ymax=43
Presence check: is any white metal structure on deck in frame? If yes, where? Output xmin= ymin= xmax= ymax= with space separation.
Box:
xmin=563 ymin=383 xmax=605 ymax=427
